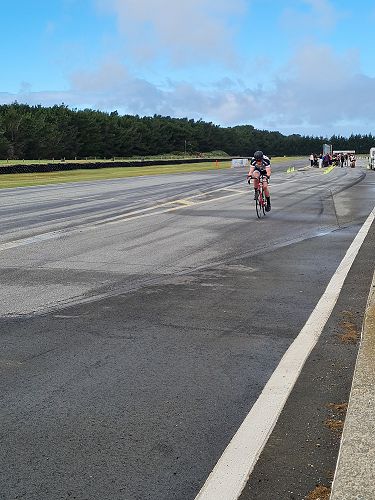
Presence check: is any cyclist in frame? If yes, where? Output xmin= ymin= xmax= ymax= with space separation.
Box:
xmin=247 ymin=150 xmax=272 ymax=211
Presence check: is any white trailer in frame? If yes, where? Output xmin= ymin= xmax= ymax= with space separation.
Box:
xmin=369 ymin=148 xmax=375 ymax=170
xmin=231 ymin=158 xmax=249 ymax=168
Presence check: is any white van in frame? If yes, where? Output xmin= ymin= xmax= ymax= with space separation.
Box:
xmin=369 ymin=148 xmax=375 ymax=170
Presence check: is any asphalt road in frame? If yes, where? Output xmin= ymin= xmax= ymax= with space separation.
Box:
xmin=1 ymin=160 xmax=374 ymax=499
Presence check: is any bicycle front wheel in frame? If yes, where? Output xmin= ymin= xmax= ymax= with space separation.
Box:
xmin=256 ymin=191 xmax=266 ymax=218
xmin=255 ymin=197 xmax=261 ymax=218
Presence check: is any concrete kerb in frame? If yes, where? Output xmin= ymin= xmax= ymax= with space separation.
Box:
xmin=330 ymin=267 xmax=375 ymax=499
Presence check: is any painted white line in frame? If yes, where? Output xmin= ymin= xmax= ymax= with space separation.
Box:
xmin=0 ymin=188 xmax=246 ymax=252
xmin=0 ymin=230 xmax=64 ymax=252
xmin=195 ymin=207 xmax=375 ymax=500
xmin=101 ymin=186 xmax=244 ymax=224
xmin=221 ymin=187 xmax=249 ymax=194
xmin=102 ymin=191 xmax=244 ymax=226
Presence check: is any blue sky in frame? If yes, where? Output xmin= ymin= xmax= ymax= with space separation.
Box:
xmin=1 ymin=0 xmax=375 ymax=137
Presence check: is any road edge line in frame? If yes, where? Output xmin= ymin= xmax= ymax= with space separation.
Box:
xmin=195 ymin=208 xmax=375 ymax=500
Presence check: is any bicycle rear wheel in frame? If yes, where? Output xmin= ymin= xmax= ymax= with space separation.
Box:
xmin=261 ymin=189 xmax=267 ymax=215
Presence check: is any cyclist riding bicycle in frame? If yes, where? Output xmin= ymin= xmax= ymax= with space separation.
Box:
xmin=247 ymin=150 xmax=272 ymax=212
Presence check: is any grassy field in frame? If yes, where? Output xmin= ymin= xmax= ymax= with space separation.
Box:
xmin=0 ymin=161 xmax=232 ymax=189
xmin=0 ymin=156 xmax=303 ymax=189
xmin=0 ymin=151 xmax=230 ymax=167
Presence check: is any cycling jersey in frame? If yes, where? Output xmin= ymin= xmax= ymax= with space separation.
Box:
xmin=250 ymin=155 xmax=271 ymax=168
xmin=250 ymin=155 xmax=271 ymax=175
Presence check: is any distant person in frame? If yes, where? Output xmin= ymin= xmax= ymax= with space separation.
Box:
xmin=247 ymin=150 xmax=272 ymax=211
xmin=340 ymin=154 xmax=345 ymax=168
xmin=309 ymin=153 xmax=314 ymax=166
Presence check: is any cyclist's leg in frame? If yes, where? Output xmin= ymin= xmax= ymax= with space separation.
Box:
xmin=263 ymin=178 xmax=270 ymax=198
xmin=262 ymin=176 xmax=271 ymax=211
xmin=252 ymin=170 xmax=260 ymax=199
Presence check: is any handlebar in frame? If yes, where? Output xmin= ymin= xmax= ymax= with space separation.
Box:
xmin=247 ymin=174 xmax=270 ymax=182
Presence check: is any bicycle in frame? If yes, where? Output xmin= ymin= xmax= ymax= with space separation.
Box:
xmin=248 ymin=173 xmax=269 ymax=218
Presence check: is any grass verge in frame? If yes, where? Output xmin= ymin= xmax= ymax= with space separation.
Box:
xmin=0 ymin=161 xmax=231 ymax=189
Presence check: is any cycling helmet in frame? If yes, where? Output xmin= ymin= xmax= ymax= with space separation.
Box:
xmin=253 ymin=150 xmax=263 ymax=160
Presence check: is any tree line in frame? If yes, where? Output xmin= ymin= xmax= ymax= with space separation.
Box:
xmin=0 ymin=102 xmax=374 ymax=160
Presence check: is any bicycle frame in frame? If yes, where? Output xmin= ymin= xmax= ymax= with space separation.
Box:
xmin=252 ymin=173 xmax=268 ymax=218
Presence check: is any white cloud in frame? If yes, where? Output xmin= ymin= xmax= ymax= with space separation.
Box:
xmin=70 ymin=60 xmax=130 ymax=92
xmin=68 ymin=60 xmax=165 ymax=113
xmin=95 ymin=0 xmax=247 ymax=66
xmin=302 ymin=0 xmax=338 ymax=28
xmin=280 ymin=43 xmax=360 ymax=88
xmin=281 ymin=0 xmax=343 ymax=33
xmin=2 ymin=41 xmax=375 ymax=138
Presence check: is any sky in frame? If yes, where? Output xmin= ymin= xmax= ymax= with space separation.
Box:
xmin=1 ymin=0 xmax=375 ymax=138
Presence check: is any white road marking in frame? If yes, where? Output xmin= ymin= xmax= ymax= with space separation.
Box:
xmin=0 ymin=187 xmax=246 ymax=252
xmin=195 ymin=207 xmax=375 ymax=500
xmin=0 ymin=230 xmax=64 ymax=251
xmin=104 ymin=190 xmax=243 ymax=225
xmin=221 ymin=187 xmax=249 ymax=194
